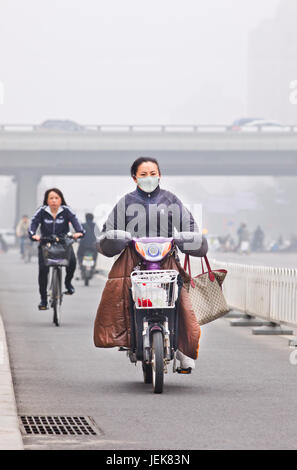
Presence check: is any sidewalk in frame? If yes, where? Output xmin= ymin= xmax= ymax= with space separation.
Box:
xmin=0 ymin=313 xmax=23 ymax=450
xmin=0 ymin=252 xmax=112 ymax=451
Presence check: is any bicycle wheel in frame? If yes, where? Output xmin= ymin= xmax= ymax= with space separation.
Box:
xmin=151 ymin=331 xmax=164 ymax=394
xmin=51 ymin=268 xmax=62 ymax=327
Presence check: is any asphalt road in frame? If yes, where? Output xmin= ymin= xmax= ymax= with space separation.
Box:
xmin=0 ymin=249 xmax=297 ymax=450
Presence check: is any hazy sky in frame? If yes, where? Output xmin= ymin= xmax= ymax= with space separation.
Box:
xmin=0 ymin=0 xmax=280 ymax=124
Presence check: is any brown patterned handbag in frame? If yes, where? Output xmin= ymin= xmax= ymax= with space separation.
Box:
xmin=183 ymin=254 xmax=230 ymax=325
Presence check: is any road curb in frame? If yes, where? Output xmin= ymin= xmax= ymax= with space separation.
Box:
xmin=0 ymin=314 xmax=24 ymax=450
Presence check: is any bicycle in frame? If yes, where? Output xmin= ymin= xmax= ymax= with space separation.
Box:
xmin=40 ymin=233 xmax=75 ymax=327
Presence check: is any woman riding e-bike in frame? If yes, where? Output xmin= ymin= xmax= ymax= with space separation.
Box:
xmin=95 ymin=157 xmax=208 ymax=373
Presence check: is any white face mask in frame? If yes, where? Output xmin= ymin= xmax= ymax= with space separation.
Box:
xmin=137 ymin=176 xmax=160 ymax=193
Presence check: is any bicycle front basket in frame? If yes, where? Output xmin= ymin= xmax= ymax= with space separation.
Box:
xmin=131 ymin=270 xmax=178 ymax=309
xmin=42 ymin=242 xmax=71 ymax=267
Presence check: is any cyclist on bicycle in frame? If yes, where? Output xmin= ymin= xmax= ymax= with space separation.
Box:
xmin=28 ymin=188 xmax=85 ymax=310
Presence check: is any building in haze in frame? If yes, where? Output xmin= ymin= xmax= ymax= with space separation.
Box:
xmin=248 ymin=0 xmax=297 ymax=124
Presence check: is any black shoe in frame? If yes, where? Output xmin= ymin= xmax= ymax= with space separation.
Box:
xmin=64 ymin=283 xmax=75 ymax=295
xmin=38 ymin=300 xmax=48 ymax=310
xmin=176 ymin=367 xmax=192 ymax=374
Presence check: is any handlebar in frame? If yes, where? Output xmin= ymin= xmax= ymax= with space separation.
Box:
xmin=98 ymin=230 xmax=202 ymax=243
xmin=97 ymin=230 xmax=208 ymax=257
xmin=32 ymin=233 xmax=80 ymax=243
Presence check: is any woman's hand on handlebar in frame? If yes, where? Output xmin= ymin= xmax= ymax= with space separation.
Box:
xmin=32 ymin=234 xmax=41 ymax=241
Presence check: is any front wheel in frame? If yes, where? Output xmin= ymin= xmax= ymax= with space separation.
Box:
xmin=51 ymin=268 xmax=62 ymax=327
xmin=151 ymin=331 xmax=164 ymax=394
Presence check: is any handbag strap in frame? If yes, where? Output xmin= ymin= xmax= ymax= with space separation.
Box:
xmin=184 ymin=254 xmax=215 ymax=283
xmin=183 ymin=253 xmax=190 ymax=276
xmin=183 ymin=254 xmax=195 ymax=288
xmin=201 ymin=255 xmax=212 ymax=273
xmin=201 ymin=258 xmax=204 ymax=274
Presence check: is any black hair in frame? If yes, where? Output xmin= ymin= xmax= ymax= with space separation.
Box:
xmin=130 ymin=157 xmax=161 ymax=177
xmin=43 ymin=188 xmax=67 ymax=206
xmin=85 ymin=213 xmax=94 ymax=222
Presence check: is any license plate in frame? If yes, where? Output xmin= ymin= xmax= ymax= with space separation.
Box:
xmin=82 ymin=258 xmax=94 ymax=267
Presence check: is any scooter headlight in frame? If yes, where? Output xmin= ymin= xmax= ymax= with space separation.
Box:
xmin=135 ymin=239 xmax=173 ymax=260
xmin=147 ymin=243 xmax=161 ymax=258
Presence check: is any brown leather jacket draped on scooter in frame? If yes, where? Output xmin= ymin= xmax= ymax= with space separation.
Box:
xmin=93 ymin=246 xmax=201 ymax=360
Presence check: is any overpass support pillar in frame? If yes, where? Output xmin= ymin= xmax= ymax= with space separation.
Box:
xmin=14 ymin=170 xmax=41 ymax=227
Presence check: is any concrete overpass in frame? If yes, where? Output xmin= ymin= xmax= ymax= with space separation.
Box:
xmin=1 ymin=124 xmax=297 ymax=224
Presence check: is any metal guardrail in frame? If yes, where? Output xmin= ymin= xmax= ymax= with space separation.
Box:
xmin=209 ymin=260 xmax=297 ymax=327
xmin=0 ymin=124 xmax=297 ymax=133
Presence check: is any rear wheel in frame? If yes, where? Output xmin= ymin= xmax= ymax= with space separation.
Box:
xmin=142 ymin=362 xmax=153 ymax=384
xmin=151 ymin=331 xmax=164 ymax=394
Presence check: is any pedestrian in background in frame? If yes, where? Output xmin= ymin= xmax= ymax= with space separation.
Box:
xmin=237 ymin=223 xmax=250 ymax=254
xmin=16 ymin=215 xmax=30 ymax=258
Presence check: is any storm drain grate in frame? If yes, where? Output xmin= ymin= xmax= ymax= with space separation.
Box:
xmin=19 ymin=416 xmax=98 ymax=436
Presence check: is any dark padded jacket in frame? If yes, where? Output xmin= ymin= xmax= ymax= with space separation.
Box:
xmin=102 ymin=185 xmax=198 ymax=237
xmin=99 ymin=185 xmax=208 ymax=257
